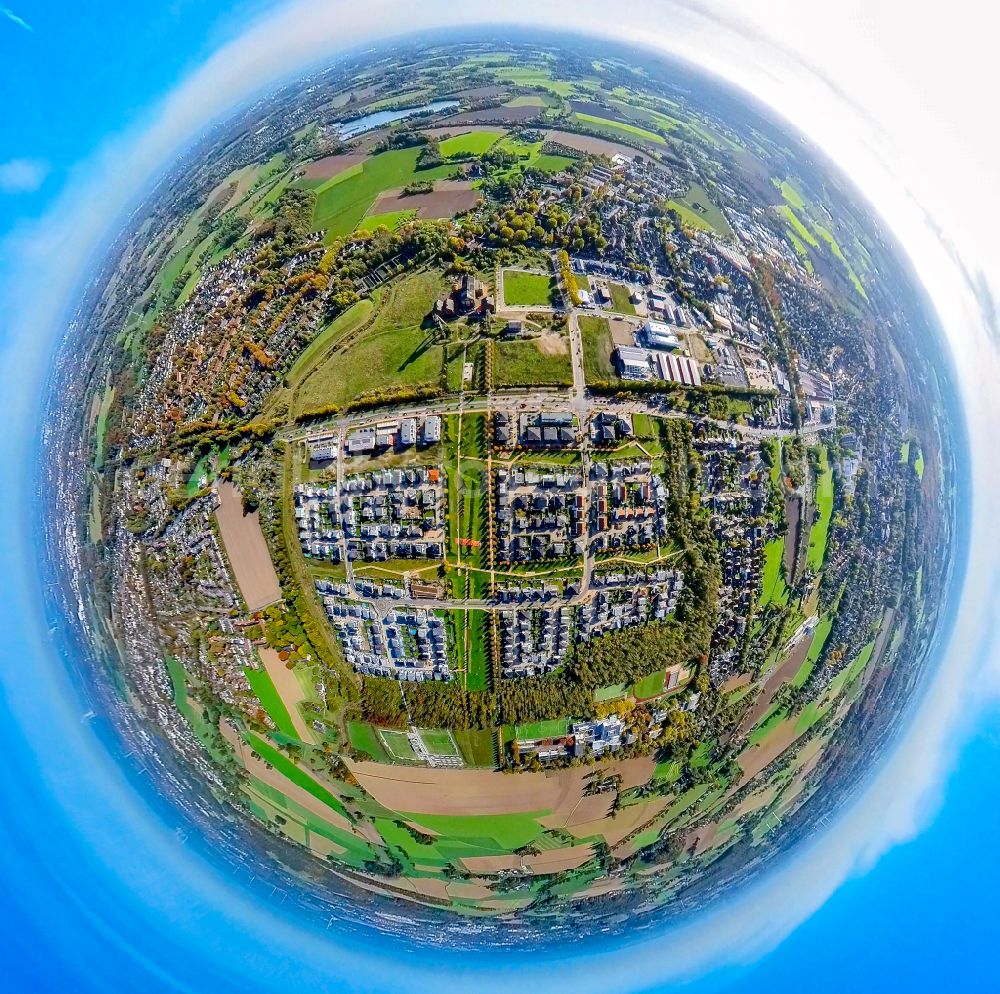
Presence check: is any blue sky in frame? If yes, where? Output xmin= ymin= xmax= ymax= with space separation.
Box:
xmin=0 ymin=2 xmax=258 ymax=226
xmin=2 ymin=2 xmax=999 ymax=991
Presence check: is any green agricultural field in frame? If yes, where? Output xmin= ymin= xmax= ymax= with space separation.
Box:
xmin=439 ymin=130 xmax=503 ymax=157
xmin=356 ymin=209 xmax=416 ymax=232
xmin=667 ymin=183 xmax=733 ymax=238
xmin=400 ymin=810 xmax=547 ymax=850
xmin=294 ymin=270 xmax=446 ymax=413
xmin=574 ymin=112 xmax=666 ymax=146
xmin=779 ymin=205 xmax=819 ymax=248
xmin=807 ymin=446 xmax=834 ymax=571
xmin=791 ymin=615 xmax=833 ymax=688
xmin=579 ymin=314 xmax=618 ymax=382
xmin=490 ymin=66 xmax=578 ymax=96
xmin=505 ymin=95 xmax=546 ymax=108
xmin=748 ymin=706 xmax=787 ymax=747
xmin=502 ymin=269 xmax=558 ymax=307
xmin=245 ymin=668 xmax=299 ymax=739
xmin=494 ymin=338 xmax=573 ymax=387
xmin=776 ymin=178 xmax=807 ymax=210
xmin=311 ymin=147 xmax=456 ymax=237
xmin=93 ymin=383 xmax=115 ymax=470
xmin=759 ymin=537 xmax=790 ymax=609
xmin=914 ymin=446 xmax=925 ymax=479
xmin=246 ymin=733 xmax=351 ymax=817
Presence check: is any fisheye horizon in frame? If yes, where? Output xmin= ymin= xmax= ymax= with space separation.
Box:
xmin=0 ymin=4 xmax=998 ymax=993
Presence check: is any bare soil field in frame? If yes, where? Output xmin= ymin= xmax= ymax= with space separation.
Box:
xmin=737 ymin=717 xmax=800 ymax=780
xmin=302 ymin=151 xmax=367 ymax=182
xmin=523 ymin=843 xmax=595 ymax=874
xmin=544 ymin=129 xmax=655 ymax=163
xmin=420 ymin=125 xmax=506 ymax=141
xmin=566 ymin=796 xmax=670 ymax=847
xmin=721 ymin=671 xmax=752 ymax=694
xmin=344 ymin=754 xmax=656 ymax=817
xmin=370 ymin=181 xmax=480 ymax=219
xmin=535 ymin=330 xmax=569 ymax=356
xmin=215 ymin=481 xmax=282 ymax=611
xmin=443 ymin=106 xmax=541 ymax=125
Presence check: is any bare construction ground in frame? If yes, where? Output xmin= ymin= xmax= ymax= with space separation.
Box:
xmin=215 ymin=481 xmax=282 ymax=612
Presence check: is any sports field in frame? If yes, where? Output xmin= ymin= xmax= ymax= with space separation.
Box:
xmin=380 ymin=729 xmax=421 ymax=762
xmin=420 ymin=729 xmax=461 ymax=757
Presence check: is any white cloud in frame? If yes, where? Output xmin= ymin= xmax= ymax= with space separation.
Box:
xmin=1 ymin=5 xmax=32 ymax=31
xmin=1 ymin=1 xmax=998 ymax=989
xmin=0 ymin=158 xmax=48 ymax=193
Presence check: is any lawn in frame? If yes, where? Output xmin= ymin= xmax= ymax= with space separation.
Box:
xmin=914 ymin=446 xmax=925 ymax=479
xmin=245 ymin=667 xmax=300 ymax=739
xmin=502 ymin=269 xmax=558 ymax=307
xmin=311 ymin=147 xmax=456 ymax=237
xmin=607 ymin=282 xmax=636 ymax=314
xmin=574 ymin=112 xmax=666 ymax=145
xmin=579 ymin=314 xmax=618 ymax=382
xmin=807 ymin=446 xmax=834 ymax=571
xmin=285 ymin=299 xmax=375 ymax=388
xmin=294 ymin=270 xmax=445 ymax=413
xmin=439 ymin=130 xmax=503 ymax=157
xmin=494 ymin=338 xmax=573 ymax=387
xmin=453 ymin=728 xmax=497 ymax=767
xmin=465 ymin=610 xmax=490 ymax=691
